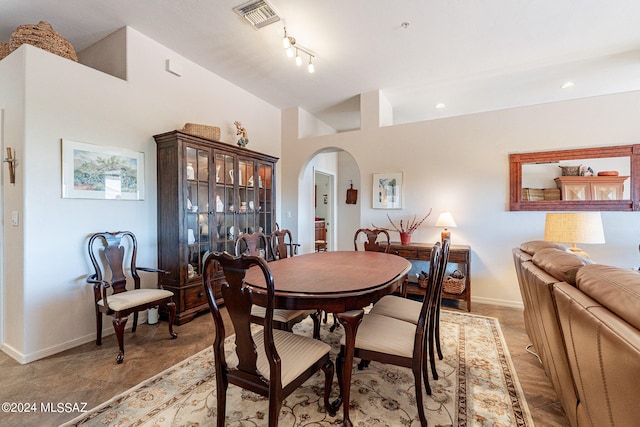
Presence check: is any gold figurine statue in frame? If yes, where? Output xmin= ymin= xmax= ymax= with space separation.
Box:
xmin=234 ymin=121 xmax=249 ymax=147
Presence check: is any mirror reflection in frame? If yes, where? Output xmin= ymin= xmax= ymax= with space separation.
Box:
xmin=522 ymin=157 xmax=630 ymax=201
xmin=509 ymin=144 xmax=639 ymax=211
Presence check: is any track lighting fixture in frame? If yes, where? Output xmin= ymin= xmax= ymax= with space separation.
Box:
xmin=281 ymin=27 xmax=315 ymax=73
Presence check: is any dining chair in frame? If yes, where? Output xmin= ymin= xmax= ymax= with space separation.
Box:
xmin=270 ymin=228 xmax=298 ymax=258
xmin=87 ymin=231 xmax=177 ymax=364
xmin=336 ymin=242 xmax=443 ymax=426
xmin=368 ymin=237 xmax=451 ymax=380
xmin=354 ymin=227 xmax=411 ymax=297
xmin=353 ymin=228 xmax=391 ymax=253
xmin=235 ymin=231 xmax=272 ymax=260
xmin=237 ymin=231 xmax=320 ymax=339
xmin=202 ymin=252 xmax=334 ymax=427
xmin=315 ymin=222 xmax=327 ymax=252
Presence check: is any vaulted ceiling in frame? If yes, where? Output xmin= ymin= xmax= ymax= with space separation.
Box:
xmin=2 ymin=0 xmax=640 ymax=131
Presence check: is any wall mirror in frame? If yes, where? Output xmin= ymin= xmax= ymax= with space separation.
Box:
xmin=509 ymin=144 xmax=640 ymax=211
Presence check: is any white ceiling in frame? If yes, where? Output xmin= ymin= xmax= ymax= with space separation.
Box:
xmin=2 ymin=0 xmax=640 ymax=132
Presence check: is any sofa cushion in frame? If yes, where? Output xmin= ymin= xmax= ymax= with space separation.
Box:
xmin=520 ymin=240 xmax=566 ymax=256
xmin=532 ymin=248 xmax=592 ymax=286
xmin=576 ymin=264 xmax=640 ymax=330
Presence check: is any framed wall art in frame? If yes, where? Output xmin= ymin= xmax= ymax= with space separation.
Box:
xmin=372 ymin=172 xmax=403 ymax=209
xmin=61 ymin=139 xmax=145 ymax=200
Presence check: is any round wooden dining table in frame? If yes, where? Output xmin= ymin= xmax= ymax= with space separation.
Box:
xmin=244 ymin=250 xmax=411 ymax=427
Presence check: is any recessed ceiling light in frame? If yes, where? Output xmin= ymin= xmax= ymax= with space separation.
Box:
xmin=435 ymin=103 xmax=446 ymax=109
xmin=401 ymin=22 xmax=410 ymax=29
xmin=561 ymin=81 xmax=575 ymax=89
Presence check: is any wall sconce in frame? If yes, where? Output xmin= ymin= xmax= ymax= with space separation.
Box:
xmin=282 ymin=27 xmax=315 ymax=73
xmin=4 ymin=147 xmax=15 ymax=184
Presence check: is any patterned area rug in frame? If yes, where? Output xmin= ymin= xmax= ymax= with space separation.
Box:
xmin=64 ymin=310 xmax=533 ymax=426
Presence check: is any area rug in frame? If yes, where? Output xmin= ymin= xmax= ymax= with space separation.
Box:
xmin=63 ymin=310 xmax=533 ymax=426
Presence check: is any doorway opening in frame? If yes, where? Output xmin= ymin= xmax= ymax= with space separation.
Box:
xmin=314 ymin=170 xmax=334 ymax=250
xmin=299 ymin=149 xmax=359 ymax=252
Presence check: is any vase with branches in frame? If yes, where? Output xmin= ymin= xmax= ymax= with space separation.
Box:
xmin=373 ymin=208 xmax=432 ymax=244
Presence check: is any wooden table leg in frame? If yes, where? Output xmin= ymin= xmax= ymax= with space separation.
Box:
xmin=332 ymin=309 xmax=364 ymax=427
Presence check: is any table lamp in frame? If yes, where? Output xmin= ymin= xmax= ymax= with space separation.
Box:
xmin=543 ymin=212 xmax=605 ymax=257
xmin=435 ymin=212 xmax=457 ymax=243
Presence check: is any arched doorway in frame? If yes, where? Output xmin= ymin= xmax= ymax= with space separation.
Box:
xmin=299 ymin=149 xmax=360 ymax=251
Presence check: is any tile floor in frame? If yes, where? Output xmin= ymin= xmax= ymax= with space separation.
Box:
xmin=0 ymin=302 xmax=569 ymax=426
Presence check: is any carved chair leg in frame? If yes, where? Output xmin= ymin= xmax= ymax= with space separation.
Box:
xmin=401 ymin=275 xmax=409 ymax=298
xmin=414 ymin=365 xmax=428 ymax=427
xmin=311 ymin=311 xmax=321 ymax=339
xmin=268 ymin=391 xmax=282 ymax=426
xmin=167 ymin=302 xmax=177 ymax=338
xmin=215 ymin=370 xmax=228 ymax=427
xmin=357 ymin=359 xmax=371 ymax=370
xmin=323 ymin=359 xmax=336 ymax=416
xmin=132 ymin=311 xmax=139 ymax=333
xmin=333 ymin=345 xmax=345 ymax=411
xmin=95 ymin=308 xmax=103 ymax=345
xmin=329 ymin=313 xmax=340 ymax=332
xmin=113 ymin=316 xmax=128 ymax=364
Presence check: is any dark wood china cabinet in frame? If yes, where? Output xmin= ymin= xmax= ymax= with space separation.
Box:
xmin=154 ymin=130 xmax=278 ymax=324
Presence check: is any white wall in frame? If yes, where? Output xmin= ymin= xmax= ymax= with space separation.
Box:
xmin=281 ymin=90 xmax=640 ymax=308
xmin=0 ymin=26 xmax=281 ymax=363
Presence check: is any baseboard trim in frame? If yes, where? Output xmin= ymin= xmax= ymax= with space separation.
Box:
xmin=1 ymin=313 xmax=147 ymax=364
xmin=472 ymin=296 xmax=524 ymax=310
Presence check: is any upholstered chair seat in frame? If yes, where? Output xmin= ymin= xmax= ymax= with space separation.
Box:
xmin=368 ymin=296 xmax=421 ymax=324
xmin=250 ymin=306 xmax=316 ymax=325
xmin=227 ymin=328 xmax=331 ymax=387
xmin=340 ymin=313 xmax=416 ymax=358
xmin=96 ymin=289 xmax=174 ymax=311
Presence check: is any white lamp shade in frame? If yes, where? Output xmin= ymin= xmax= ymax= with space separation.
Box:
xmin=435 ymin=212 xmax=457 ymax=228
xmin=544 ymin=212 xmax=605 ymax=244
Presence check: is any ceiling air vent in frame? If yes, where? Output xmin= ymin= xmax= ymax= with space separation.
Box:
xmin=234 ymin=0 xmax=281 ymax=29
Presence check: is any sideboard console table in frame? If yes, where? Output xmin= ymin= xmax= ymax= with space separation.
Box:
xmin=389 ymin=242 xmax=471 ymax=312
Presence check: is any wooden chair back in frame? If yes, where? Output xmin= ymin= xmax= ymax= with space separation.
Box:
xmin=235 ymin=232 xmax=271 ymax=260
xmin=203 ymin=252 xmax=277 ymax=390
xmin=88 ymin=231 xmax=140 ymax=299
xmin=353 ymin=228 xmax=391 ymax=253
xmin=270 ymin=228 xmax=296 ymax=259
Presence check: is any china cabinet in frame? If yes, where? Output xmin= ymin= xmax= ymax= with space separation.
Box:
xmin=154 ymin=130 xmax=278 ymax=324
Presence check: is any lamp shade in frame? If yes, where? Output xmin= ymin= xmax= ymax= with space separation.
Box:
xmin=544 ymin=212 xmax=605 ymax=245
xmin=435 ymin=212 xmax=457 ymax=228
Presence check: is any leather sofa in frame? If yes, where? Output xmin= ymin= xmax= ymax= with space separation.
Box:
xmin=513 ymin=241 xmax=640 ymax=427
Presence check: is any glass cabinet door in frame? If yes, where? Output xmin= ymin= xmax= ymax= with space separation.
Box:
xmin=214 ymin=153 xmax=236 ymax=253
xmin=185 ymin=146 xmax=211 ymax=281
xmin=257 ymin=163 xmax=273 ymax=236
xmin=238 ymin=158 xmax=257 ymax=236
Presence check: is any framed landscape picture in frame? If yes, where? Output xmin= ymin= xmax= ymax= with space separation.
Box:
xmin=62 ymin=139 xmax=145 ymax=200
xmin=372 ymin=172 xmax=403 ymax=209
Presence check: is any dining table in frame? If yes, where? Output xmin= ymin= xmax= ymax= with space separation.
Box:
xmin=244 ymin=250 xmax=411 ymax=427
